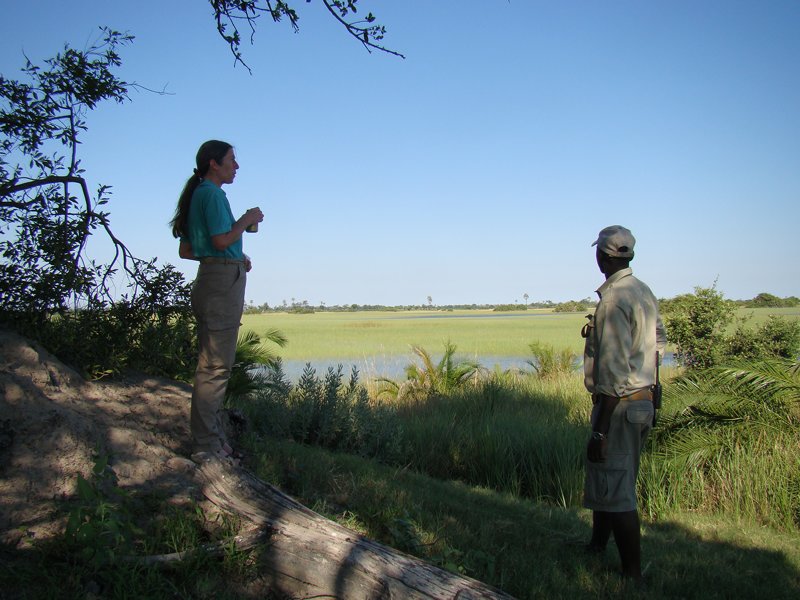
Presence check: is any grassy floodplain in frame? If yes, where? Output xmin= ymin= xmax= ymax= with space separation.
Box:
xmin=241 ymin=306 xmax=800 ymax=367
xmin=229 ymin=305 xmax=800 ymax=598
xmin=242 ymin=309 xmax=589 ymax=361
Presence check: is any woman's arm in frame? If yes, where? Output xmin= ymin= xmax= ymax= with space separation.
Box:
xmin=210 ymin=207 xmax=263 ymax=251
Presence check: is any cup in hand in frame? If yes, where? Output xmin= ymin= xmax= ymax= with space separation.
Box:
xmin=245 ymin=207 xmax=263 ymax=233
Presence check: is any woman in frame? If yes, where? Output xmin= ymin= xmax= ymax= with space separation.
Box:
xmin=170 ymin=140 xmax=263 ymax=461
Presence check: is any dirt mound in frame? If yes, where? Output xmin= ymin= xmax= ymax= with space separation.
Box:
xmin=0 ymin=329 xmax=201 ymax=548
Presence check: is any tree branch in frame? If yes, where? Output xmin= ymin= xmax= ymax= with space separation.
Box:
xmin=210 ymin=0 xmax=404 ymax=72
xmin=0 ymin=176 xmax=88 ymax=200
xmin=321 ymin=1 xmax=406 ymax=59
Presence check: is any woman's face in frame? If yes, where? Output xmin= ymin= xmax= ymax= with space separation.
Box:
xmin=211 ymin=148 xmax=239 ymax=185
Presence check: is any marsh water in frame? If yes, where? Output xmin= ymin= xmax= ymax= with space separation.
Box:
xmin=276 ymin=353 xmax=676 ymax=383
xmin=277 ymin=355 xmax=535 ymax=382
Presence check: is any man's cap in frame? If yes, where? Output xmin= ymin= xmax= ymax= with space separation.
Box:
xmin=592 ymin=225 xmax=635 ymax=258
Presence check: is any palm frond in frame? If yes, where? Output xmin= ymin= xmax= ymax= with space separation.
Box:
xmin=225 ymin=328 xmax=289 ymax=405
xmin=260 ymin=327 xmax=289 ymax=348
xmin=527 ymin=341 xmax=579 ymax=378
xmin=383 ymin=342 xmax=483 ymax=401
xmin=374 ymin=377 xmax=400 ymax=400
xmin=712 ymin=359 xmax=800 ymax=406
xmin=653 ymin=357 xmax=799 ymax=470
xmin=411 ymin=345 xmax=437 ymax=377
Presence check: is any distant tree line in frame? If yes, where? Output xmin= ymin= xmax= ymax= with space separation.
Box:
xmin=735 ymin=293 xmax=799 ymax=308
xmin=243 ymin=300 xmax=600 ymax=314
xmin=243 ymin=293 xmax=799 ymax=315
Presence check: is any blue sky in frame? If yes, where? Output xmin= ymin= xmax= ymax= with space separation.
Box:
xmin=2 ymin=1 xmax=799 ymax=306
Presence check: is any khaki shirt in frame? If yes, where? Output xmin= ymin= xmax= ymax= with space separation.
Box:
xmin=583 ymin=268 xmax=667 ymax=397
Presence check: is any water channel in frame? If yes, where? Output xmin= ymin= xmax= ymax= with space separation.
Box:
xmin=275 ymin=352 xmax=676 ymax=383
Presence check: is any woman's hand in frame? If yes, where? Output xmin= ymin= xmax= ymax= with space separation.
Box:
xmin=244 ymin=207 xmax=264 ymax=228
xmin=178 ymin=240 xmax=196 ymax=260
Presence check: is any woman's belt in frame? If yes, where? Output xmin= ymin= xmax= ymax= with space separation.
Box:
xmin=199 ymin=257 xmax=245 ymax=265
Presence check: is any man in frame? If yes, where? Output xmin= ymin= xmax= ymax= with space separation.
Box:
xmin=581 ymin=225 xmax=666 ymax=581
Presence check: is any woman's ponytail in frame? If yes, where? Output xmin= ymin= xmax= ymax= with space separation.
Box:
xmin=169 ymin=140 xmax=233 ymax=239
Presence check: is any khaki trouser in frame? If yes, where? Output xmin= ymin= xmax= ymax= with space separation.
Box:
xmin=190 ymin=262 xmax=246 ymax=454
xmin=583 ymin=398 xmax=653 ymax=512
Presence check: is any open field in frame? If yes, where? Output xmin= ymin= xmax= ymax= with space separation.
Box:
xmin=242 ymin=309 xmax=589 ymax=361
xmin=241 ymin=306 xmax=800 ymax=364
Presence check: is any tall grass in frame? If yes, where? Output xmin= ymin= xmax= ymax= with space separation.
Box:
xmin=389 ymin=372 xmax=589 ymax=507
xmin=240 ymin=349 xmax=800 ymax=532
xmin=641 ymin=358 xmax=800 ymax=530
xmin=245 ymin=436 xmax=800 ymax=600
xmin=384 ymin=362 xmax=799 ymax=531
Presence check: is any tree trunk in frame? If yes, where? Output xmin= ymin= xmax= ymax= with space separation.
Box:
xmin=195 ymin=457 xmax=516 ymax=600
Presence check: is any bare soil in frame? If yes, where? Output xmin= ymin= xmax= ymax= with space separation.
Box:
xmin=0 ymin=329 xmax=204 ymax=549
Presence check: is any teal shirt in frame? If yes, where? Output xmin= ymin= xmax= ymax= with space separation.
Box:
xmin=183 ymin=179 xmax=244 ymax=259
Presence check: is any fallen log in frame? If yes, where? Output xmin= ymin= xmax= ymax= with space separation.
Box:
xmin=195 ymin=456 xmax=516 ymax=600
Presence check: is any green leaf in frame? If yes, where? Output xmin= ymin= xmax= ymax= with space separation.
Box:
xmin=76 ymin=475 xmax=96 ymax=501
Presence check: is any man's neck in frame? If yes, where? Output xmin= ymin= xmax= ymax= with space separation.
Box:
xmin=603 ymin=263 xmax=628 ymax=280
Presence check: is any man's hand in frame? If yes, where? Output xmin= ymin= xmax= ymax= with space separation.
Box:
xmin=244 ymin=254 xmax=252 ymax=273
xmin=587 ymin=393 xmax=619 ymax=463
xmin=587 ymin=435 xmax=607 ymax=463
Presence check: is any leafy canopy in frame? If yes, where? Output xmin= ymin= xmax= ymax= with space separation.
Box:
xmin=0 ymin=29 xmax=194 ymax=378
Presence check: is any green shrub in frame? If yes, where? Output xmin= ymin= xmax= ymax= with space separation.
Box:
xmin=723 ymin=315 xmax=800 ymax=362
xmin=647 ymin=358 xmax=800 ymax=530
xmin=493 ymin=304 xmax=527 ymax=312
xmin=747 ymin=292 xmax=800 ymax=308
xmin=526 ymin=341 xmax=580 ymax=379
xmin=552 ymin=298 xmax=596 ymax=313
xmin=65 ymin=454 xmax=139 ymax=566
xmin=375 ymin=342 xmax=481 ymax=402
xmin=225 ymin=329 xmax=288 ymax=407
xmin=26 ymin=295 xmax=196 ymax=381
xmin=244 ymin=364 xmax=405 ymax=462
xmin=661 ymin=284 xmax=736 ymax=369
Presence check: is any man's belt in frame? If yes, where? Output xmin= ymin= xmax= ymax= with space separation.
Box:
xmin=199 ymin=257 xmax=245 ymax=265
xmin=621 ymin=388 xmax=654 ymax=402
xmin=591 ymin=388 xmax=654 ymax=404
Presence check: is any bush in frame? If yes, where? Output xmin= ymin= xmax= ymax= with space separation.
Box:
xmin=723 ymin=315 xmax=800 ymax=362
xmin=225 ymin=329 xmax=288 ymax=407
xmin=375 ymin=342 xmax=481 ymax=403
xmin=526 ymin=341 xmax=580 ymax=379
xmin=749 ymin=293 xmax=785 ymax=307
xmin=65 ymin=454 xmax=139 ymax=566
xmin=12 ymin=264 xmax=196 ymax=381
xmin=649 ymin=358 xmax=800 ymax=530
xmin=243 ymin=363 xmax=405 ymax=462
xmin=493 ymin=304 xmax=527 ymax=312
xmin=661 ymin=284 xmax=735 ymax=369
xmin=552 ymin=298 xmax=596 ymax=313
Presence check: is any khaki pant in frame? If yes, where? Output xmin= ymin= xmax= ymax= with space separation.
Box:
xmin=190 ymin=262 xmax=246 ymax=453
xmin=583 ymin=398 xmax=653 ymax=512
